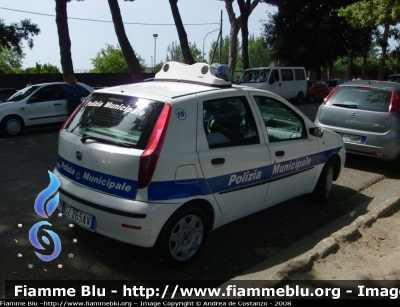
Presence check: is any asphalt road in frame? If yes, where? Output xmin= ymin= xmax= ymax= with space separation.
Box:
xmin=1 ymin=100 xmax=399 ymax=290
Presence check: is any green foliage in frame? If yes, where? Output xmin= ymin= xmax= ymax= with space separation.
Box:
xmin=90 ymin=44 xmax=146 ymax=73
xmin=207 ymin=35 xmax=241 ymax=69
xmin=248 ymin=34 xmax=271 ymax=67
xmin=263 ymin=0 xmax=370 ymax=72
xmin=0 ymin=45 xmax=24 ymax=73
xmin=166 ymin=42 xmax=202 ymax=63
xmin=338 ymin=0 xmax=400 ymax=28
xmin=0 ymin=18 xmax=40 ymax=54
xmin=22 ymin=62 xmax=61 ymax=74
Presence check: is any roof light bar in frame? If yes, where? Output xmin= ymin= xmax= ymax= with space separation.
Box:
xmin=154 ymin=62 xmax=232 ymax=87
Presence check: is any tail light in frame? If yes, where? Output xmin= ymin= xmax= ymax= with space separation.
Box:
xmin=389 ymin=91 xmax=400 ymax=113
xmin=323 ymin=85 xmax=339 ymax=104
xmin=138 ymin=103 xmax=172 ymax=189
xmin=60 ymin=94 xmax=92 ymax=131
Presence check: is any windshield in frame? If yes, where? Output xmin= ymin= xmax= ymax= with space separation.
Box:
xmin=67 ymin=93 xmax=165 ymax=149
xmin=6 ymin=85 xmax=40 ymax=102
xmin=239 ymin=69 xmax=270 ymax=83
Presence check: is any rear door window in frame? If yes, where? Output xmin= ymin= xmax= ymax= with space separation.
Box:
xmin=67 ymin=93 xmax=165 ymax=149
xmin=327 ymin=87 xmax=391 ymax=112
xmin=281 ymin=69 xmax=294 ymax=81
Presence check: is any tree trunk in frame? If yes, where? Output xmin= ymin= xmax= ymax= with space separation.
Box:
xmin=237 ymin=0 xmax=250 ymax=70
xmin=55 ymin=0 xmax=74 ymax=81
xmin=237 ymin=0 xmax=260 ymax=71
xmin=108 ymin=0 xmax=142 ymax=83
xmin=224 ymin=0 xmax=241 ymax=72
xmin=169 ymin=0 xmax=195 ymax=65
xmin=362 ymin=53 xmax=367 ymax=79
xmin=378 ymin=23 xmax=390 ymax=81
xmin=346 ymin=49 xmax=354 ymax=80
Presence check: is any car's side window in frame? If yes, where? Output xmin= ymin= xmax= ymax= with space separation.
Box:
xmin=281 ymin=69 xmax=294 ymax=81
xmin=203 ymin=96 xmax=260 ymax=149
xmin=253 ymin=96 xmax=307 ymax=142
xmin=28 ymin=85 xmax=59 ymax=103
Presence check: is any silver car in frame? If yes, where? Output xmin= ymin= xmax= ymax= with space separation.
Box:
xmin=314 ymin=80 xmax=400 ymax=165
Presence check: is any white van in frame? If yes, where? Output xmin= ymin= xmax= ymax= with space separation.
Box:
xmin=238 ymin=67 xmax=307 ymax=103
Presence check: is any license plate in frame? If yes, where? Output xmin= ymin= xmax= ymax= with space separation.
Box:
xmin=338 ymin=133 xmax=366 ymax=144
xmin=62 ymin=203 xmax=96 ymax=231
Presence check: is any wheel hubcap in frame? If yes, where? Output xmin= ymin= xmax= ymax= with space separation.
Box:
xmin=6 ymin=119 xmax=21 ymax=135
xmin=169 ymin=215 xmax=204 ymax=261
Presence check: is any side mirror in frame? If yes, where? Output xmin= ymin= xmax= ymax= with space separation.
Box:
xmin=309 ymin=127 xmax=324 ymax=138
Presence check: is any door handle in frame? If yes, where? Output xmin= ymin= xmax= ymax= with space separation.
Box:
xmin=211 ymin=158 xmax=225 ymax=165
xmin=20 ymin=107 xmax=25 ymax=111
xmin=54 ymin=103 xmax=61 ymax=106
xmin=275 ymin=151 xmax=285 ymax=157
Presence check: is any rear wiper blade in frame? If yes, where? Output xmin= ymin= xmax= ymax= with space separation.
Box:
xmin=332 ymin=103 xmax=358 ymax=109
xmin=80 ymin=135 xmax=133 ymax=148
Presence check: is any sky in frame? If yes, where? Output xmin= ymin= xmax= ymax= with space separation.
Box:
xmin=0 ymin=0 xmax=278 ymax=71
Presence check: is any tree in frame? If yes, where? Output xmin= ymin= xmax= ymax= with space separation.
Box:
xmin=55 ymin=0 xmax=75 ymax=81
xmin=263 ymin=0 xmax=367 ymax=79
xmin=248 ymin=34 xmax=271 ymax=67
xmin=0 ymin=18 xmax=40 ymax=54
xmin=108 ymin=0 xmax=143 ymax=82
xmin=338 ymin=0 xmax=400 ymax=80
xmin=169 ymin=0 xmax=195 ymax=64
xmin=90 ymin=44 xmax=146 ymax=73
xmin=0 ymin=45 xmax=24 ymax=73
xmin=223 ymin=0 xmax=263 ymax=72
xmin=22 ymin=62 xmax=61 ymax=74
xmin=166 ymin=42 xmax=202 ymax=63
xmin=208 ymin=35 xmax=241 ymax=70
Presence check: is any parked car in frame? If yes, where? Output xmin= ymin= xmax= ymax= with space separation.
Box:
xmin=306 ymin=80 xmax=329 ymax=102
xmin=0 ymin=88 xmax=17 ymax=103
xmin=388 ymin=74 xmax=400 ymax=83
xmin=314 ymin=80 xmax=400 ymax=167
xmin=326 ymin=78 xmax=351 ymax=92
xmin=53 ymin=62 xmax=345 ymax=267
xmin=0 ymin=82 xmax=94 ymax=136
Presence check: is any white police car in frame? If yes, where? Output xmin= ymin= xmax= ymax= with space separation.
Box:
xmin=53 ymin=62 xmax=345 ymax=267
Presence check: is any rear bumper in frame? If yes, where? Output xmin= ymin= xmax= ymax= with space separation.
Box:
xmin=53 ymin=168 xmax=180 ymax=248
xmin=315 ymin=124 xmax=400 ymax=161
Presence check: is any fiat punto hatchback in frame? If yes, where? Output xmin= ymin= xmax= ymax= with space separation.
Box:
xmin=54 ymin=62 xmax=345 ymax=267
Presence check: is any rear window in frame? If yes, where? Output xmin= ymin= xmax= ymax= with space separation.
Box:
xmin=326 ymin=87 xmax=391 ymax=112
xmin=67 ymin=93 xmax=165 ymax=149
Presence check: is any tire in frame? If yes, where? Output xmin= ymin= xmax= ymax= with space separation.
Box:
xmin=309 ymin=95 xmax=315 ymax=103
xmin=296 ymin=92 xmax=304 ymax=104
xmin=312 ymin=160 xmax=334 ymax=204
xmin=1 ymin=116 xmax=23 ymax=136
xmin=153 ymin=205 xmax=208 ymax=268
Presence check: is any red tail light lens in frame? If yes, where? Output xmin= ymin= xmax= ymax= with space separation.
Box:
xmin=323 ymin=85 xmax=338 ymax=104
xmin=389 ymin=91 xmax=400 ymax=113
xmin=138 ymin=103 xmax=172 ymax=189
xmin=60 ymin=94 xmax=92 ymax=131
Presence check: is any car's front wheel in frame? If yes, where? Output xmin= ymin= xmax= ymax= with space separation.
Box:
xmin=153 ymin=205 xmax=208 ymax=268
xmin=311 ymin=160 xmax=334 ymax=204
xmin=1 ymin=116 xmax=23 ymax=136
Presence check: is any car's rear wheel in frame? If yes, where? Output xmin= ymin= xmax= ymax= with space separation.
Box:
xmin=153 ymin=205 xmax=208 ymax=268
xmin=311 ymin=160 xmax=334 ymax=204
xmin=1 ymin=116 xmax=23 ymax=136
xmin=296 ymin=92 xmax=304 ymax=104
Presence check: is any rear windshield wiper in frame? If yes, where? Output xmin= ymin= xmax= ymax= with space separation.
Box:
xmin=80 ymin=135 xmax=134 ymax=148
xmin=332 ymin=103 xmax=358 ymax=109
